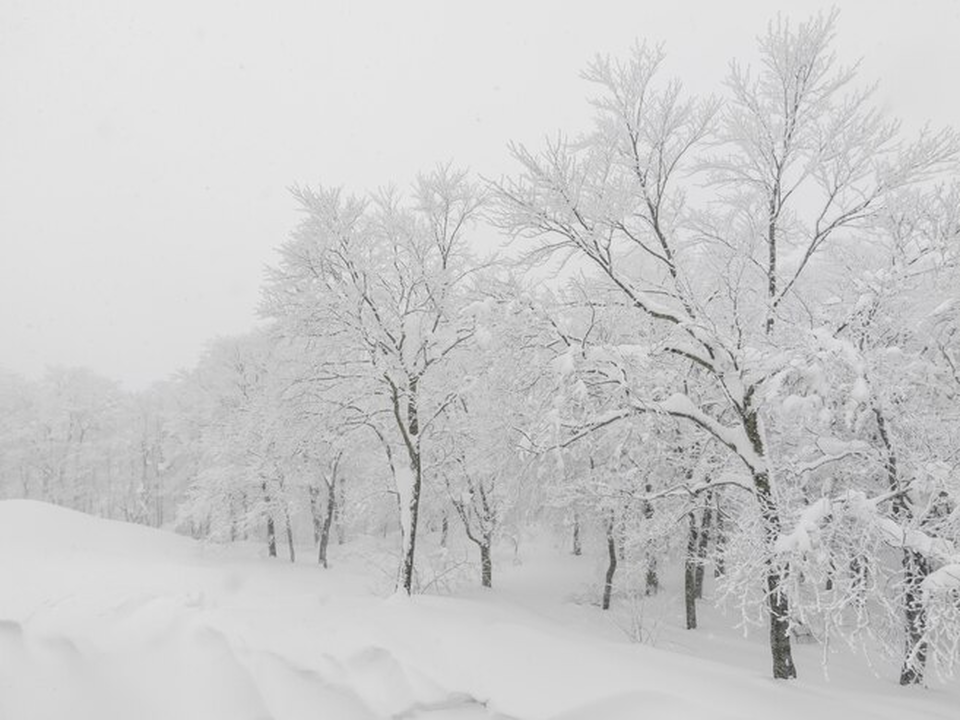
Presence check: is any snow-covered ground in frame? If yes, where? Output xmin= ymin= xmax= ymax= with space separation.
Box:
xmin=1 ymin=500 xmax=957 ymax=720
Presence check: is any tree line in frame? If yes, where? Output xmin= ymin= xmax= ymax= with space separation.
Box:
xmin=2 ymin=13 xmax=959 ymax=684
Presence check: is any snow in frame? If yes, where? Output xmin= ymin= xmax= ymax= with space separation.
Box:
xmin=1 ymin=500 xmax=958 ymax=720
xmin=654 ymin=393 xmax=765 ymax=473
xmin=550 ymin=350 xmax=575 ymax=377
xmin=850 ymin=376 xmax=871 ymax=403
xmin=874 ymin=515 xmax=957 ymax=564
xmin=475 ymin=325 xmax=493 ymax=349
xmin=923 ymin=564 xmax=960 ymax=596
xmin=775 ymin=497 xmax=832 ymax=553
xmin=931 ymin=298 xmax=956 ymax=317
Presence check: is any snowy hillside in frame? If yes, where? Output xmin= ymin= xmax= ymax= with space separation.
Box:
xmin=1 ymin=500 xmax=956 ymax=720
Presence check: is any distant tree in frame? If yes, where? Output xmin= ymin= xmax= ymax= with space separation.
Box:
xmin=176 ymin=332 xmax=299 ymax=561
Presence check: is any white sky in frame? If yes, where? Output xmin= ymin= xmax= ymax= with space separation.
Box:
xmin=2 ymin=0 xmax=958 ymax=389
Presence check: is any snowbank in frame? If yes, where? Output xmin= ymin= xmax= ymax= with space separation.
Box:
xmin=1 ymin=501 xmax=956 ymax=720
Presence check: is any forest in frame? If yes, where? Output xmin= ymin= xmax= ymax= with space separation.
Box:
xmin=2 ymin=13 xmax=959 ymax=699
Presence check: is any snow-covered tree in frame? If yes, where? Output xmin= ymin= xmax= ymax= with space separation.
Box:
xmin=263 ymin=164 xmax=485 ymax=593
xmin=493 ymin=13 xmax=959 ymax=679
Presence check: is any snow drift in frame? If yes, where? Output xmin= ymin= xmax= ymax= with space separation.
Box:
xmin=0 ymin=500 xmax=956 ymax=720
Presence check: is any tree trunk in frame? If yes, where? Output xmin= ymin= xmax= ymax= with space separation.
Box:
xmin=641 ymin=483 xmax=658 ymax=595
xmin=645 ymin=552 xmax=659 ymax=596
xmin=685 ymin=512 xmax=698 ymax=629
xmin=875 ymin=407 xmax=928 ymax=685
xmin=756 ymin=472 xmax=796 ymax=679
xmin=572 ymin=511 xmax=582 ymax=556
xmin=900 ymin=549 xmax=930 ymax=685
xmin=480 ymin=541 xmax=492 ymax=588
xmin=694 ymin=499 xmax=713 ymax=600
xmin=824 ymin=555 xmax=837 ymax=591
xmin=398 ymin=452 xmax=422 ymax=593
xmin=440 ymin=512 xmax=449 ymax=548
xmin=745 ymin=399 xmax=797 ymax=680
xmin=308 ymin=485 xmax=322 ymax=546
xmin=285 ymin=514 xmax=295 ymax=563
xmin=318 ymin=479 xmax=336 ymax=568
xmin=266 ymin=516 xmax=277 ymax=557
xmin=766 ymin=569 xmax=796 ymax=679
xmin=602 ymin=512 xmax=617 ymax=610
xmin=335 ymin=474 xmax=346 ymax=545
xmin=263 ymin=481 xmax=277 ymax=558
xmin=392 ymin=373 xmax=423 ymax=595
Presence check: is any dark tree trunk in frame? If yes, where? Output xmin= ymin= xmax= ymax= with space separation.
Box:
xmin=572 ymin=512 xmax=582 ymax=556
xmin=645 ymin=553 xmax=659 ymax=596
xmin=694 ymin=499 xmax=713 ymax=600
xmin=266 ymin=516 xmax=277 ymax=557
xmin=440 ymin=512 xmax=449 ymax=548
xmin=755 ymin=477 xmax=796 ymax=678
xmin=745 ymin=398 xmax=797 ymax=680
xmin=685 ymin=512 xmax=698 ymax=629
xmin=714 ymin=531 xmax=725 ymax=577
xmin=766 ymin=568 xmax=796 ymax=678
xmin=900 ymin=549 xmax=931 ymax=685
xmin=641 ymin=483 xmax=658 ymax=595
xmin=480 ymin=541 xmax=492 ymax=588
xmin=874 ymin=408 xmax=929 ymax=685
xmin=602 ymin=513 xmax=617 ymax=610
xmin=318 ymin=479 xmax=336 ymax=568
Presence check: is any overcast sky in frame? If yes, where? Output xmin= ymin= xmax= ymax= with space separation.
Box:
xmin=2 ymin=0 xmax=958 ymax=389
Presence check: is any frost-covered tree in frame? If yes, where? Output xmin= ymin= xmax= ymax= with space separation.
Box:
xmin=429 ymin=288 xmax=552 ymax=588
xmin=176 ymin=332 xmax=300 ymax=560
xmin=263 ymin=165 xmax=485 ymax=593
xmin=762 ymin=182 xmax=960 ymax=683
xmin=494 ymin=13 xmax=959 ymax=679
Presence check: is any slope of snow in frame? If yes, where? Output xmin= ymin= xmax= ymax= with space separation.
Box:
xmin=1 ymin=500 xmax=956 ymax=720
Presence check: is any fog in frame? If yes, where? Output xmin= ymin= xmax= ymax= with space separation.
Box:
xmin=2 ymin=0 xmax=957 ymax=388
